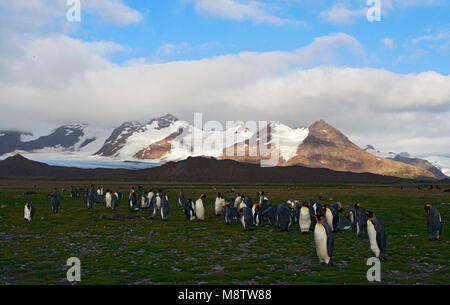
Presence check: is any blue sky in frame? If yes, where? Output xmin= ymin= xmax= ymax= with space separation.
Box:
xmin=0 ymin=0 xmax=449 ymax=158
xmin=70 ymin=0 xmax=450 ymax=74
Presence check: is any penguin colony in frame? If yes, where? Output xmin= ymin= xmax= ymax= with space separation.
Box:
xmin=23 ymin=187 xmax=443 ymax=266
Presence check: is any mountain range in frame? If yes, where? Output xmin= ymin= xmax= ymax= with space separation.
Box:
xmin=0 ymin=114 xmax=447 ymax=180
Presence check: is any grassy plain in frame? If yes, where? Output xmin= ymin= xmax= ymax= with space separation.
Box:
xmin=0 ymin=181 xmax=448 ymax=285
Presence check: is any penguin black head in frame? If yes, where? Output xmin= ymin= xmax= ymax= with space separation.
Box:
xmin=302 ymin=202 xmax=310 ymax=207
xmin=261 ymin=191 xmax=265 ymax=196
xmin=339 ymin=207 xmax=345 ymax=214
xmin=354 ymin=202 xmax=360 ymax=211
xmin=187 ymin=198 xmax=193 ymax=203
xmin=365 ymin=210 xmax=375 ymax=218
xmin=201 ymin=193 xmax=207 ymax=200
xmin=424 ymin=204 xmax=431 ymax=214
xmin=345 ymin=212 xmax=349 ymax=219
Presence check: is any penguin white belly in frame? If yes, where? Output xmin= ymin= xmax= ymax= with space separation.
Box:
xmin=156 ymin=197 xmax=161 ymax=210
xmin=24 ymin=206 xmax=31 ymax=221
xmin=325 ymin=208 xmax=334 ymax=231
xmin=314 ymin=224 xmax=330 ymax=264
xmin=190 ymin=203 xmax=196 ymax=220
xmin=105 ymin=194 xmax=112 ymax=208
xmin=195 ymin=200 xmax=205 ymax=220
xmin=299 ymin=207 xmax=311 ymax=232
xmin=148 ymin=193 xmax=154 ymax=204
xmin=367 ymin=220 xmax=380 ymax=257
xmin=141 ymin=196 xmax=147 ymax=208
xmin=350 ymin=211 xmax=354 ymax=224
xmin=215 ymin=198 xmax=222 ymax=215
xmin=234 ymin=198 xmax=242 ymax=209
xmin=356 ymin=222 xmax=360 ymax=235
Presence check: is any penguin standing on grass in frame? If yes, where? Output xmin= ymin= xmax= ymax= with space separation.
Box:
xmin=140 ymin=193 xmax=148 ymax=209
xmin=276 ymin=203 xmax=292 ymax=232
xmin=160 ymin=193 xmax=170 ymax=221
xmin=223 ymin=202 xmax=235 ymax=225
xmin=314 ymin=211 xmax=334 ymax=266
xmin=239 ymin=203 xmax=254 ymax=231
xmin=195 ymin=194 xmax=206 ymax=221
xmin=354 ymin=203 xmax=368 ymax=238
xmin=299 ymin=202 xmax=312 ymax=233
xmin=262 ymin=205 xmax=278 ymax=226
xmin=148 ymin=194 xmax=157 ymax=219
xmin=345 ymin=205 xmax=357 ymax=230
xmin=111 ymin=190 xmax=119 ymax=211
xmin=147 ymin=189 xmax=154 ymax=208
xmin=155 ymin=192 xmax=162 ymax=212
xmin=50 ymin=188 xmax=61 ymax=213
xmin=252 ymin=203 xmax=263 ymax=227
xmin=105 ymin=190 xmax=112 ymax=209
xmin=24 ymin=202 xmax=35 ymax=222
xmin=184 ymin=198 xmax=196 ymax=221
xmin=86 ymin=184 xmax=96 ymax=209
xmin=215 ymin=193 xmax=224 ymax=216
xmin=424 ymin=204 xmax=442 ymax=240
xmin=365 ymin=210 xmax=387 ymax=260
xmin=178 ymin=190 xmax=185 ymax=207
xmin=129 ymin=187 xmax=140 ymax=211
xmin=258 ymin=192 xmax=271 ymax=220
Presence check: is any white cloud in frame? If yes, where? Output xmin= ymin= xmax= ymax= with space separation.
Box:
xmin=319 ymin=0 xmax=446 ymax=25
xmin=83 ymin=0 xmax=144 ymax=26
xmin=0 ymin=0 xmax=143 ymax=30
xmin=184 ymin=0 xmax=297 ymax=25
xmin=412 ymin=29 xmax=450 ymax=51
xmin=319 ymin=3 xmax=366 ymax=25
xmin=382 ymin=38 xmax=394 ymax=48
xmin=1 ymin=32 xmax=449 ymax=156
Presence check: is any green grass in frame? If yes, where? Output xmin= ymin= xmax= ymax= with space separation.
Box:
xmin=0 ymin=181 xmax=449 ymax=285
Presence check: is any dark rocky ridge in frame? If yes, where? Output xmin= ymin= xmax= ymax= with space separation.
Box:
xmin=0 ymin=154 xmax=429 ymax=184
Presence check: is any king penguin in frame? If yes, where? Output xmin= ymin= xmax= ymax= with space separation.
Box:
xmin=345 ymin=205 xmax=357 ymax=230
xmin=24 ymin=202 xmax=35 ymax=222
xmin=239 ymin=203 xmax=254 ymax=231
xmin=299 ymin=202 xmax=312 ymax=233
xmin=105 ymin=191 xmax=112 ymax=209
xmin=252 ymin=203 xmax=263 ymax=227
xmin=195 ymin=194 xmax=206 ymax=221
xmin=354 ymin=203 xmax=368 ymax=238
xmin=86 ymin=184 xmax=96 ymax=209
xmin=184 ymin=198 xmax=196 ymax=221
xmin=160 ymin=193 xmax=170 ymax=221
xmin=111 ymin=190 xmax=119 ymax=211
xmin=50 ymin=188 xmax=61 ymax=213
xmin=178 ymin=190 xmax=185 ymax=207
xmin=155 ymin=192 xmax=162 ymax=212
xmin=365 ymin=210 xmax=387 ymax=260
xmin=215 ymin=193 xmax=224 ymax=216
xmin=234 ymin=193 xmax=244 ymax=209
xmin=140 ymin=193 xmax=148 ymax=209
xmin=276 ymin=203 xmax=292 ymax=232
xmin=314 ymin=211 xmax=334 ymax=266
xmin=223 ymin=201 xmax=234 ymax=225
xmin=148 ymin=193 xmax=157 ymax=219
xmin=424 ymin=204 xmax=442 ymax=241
